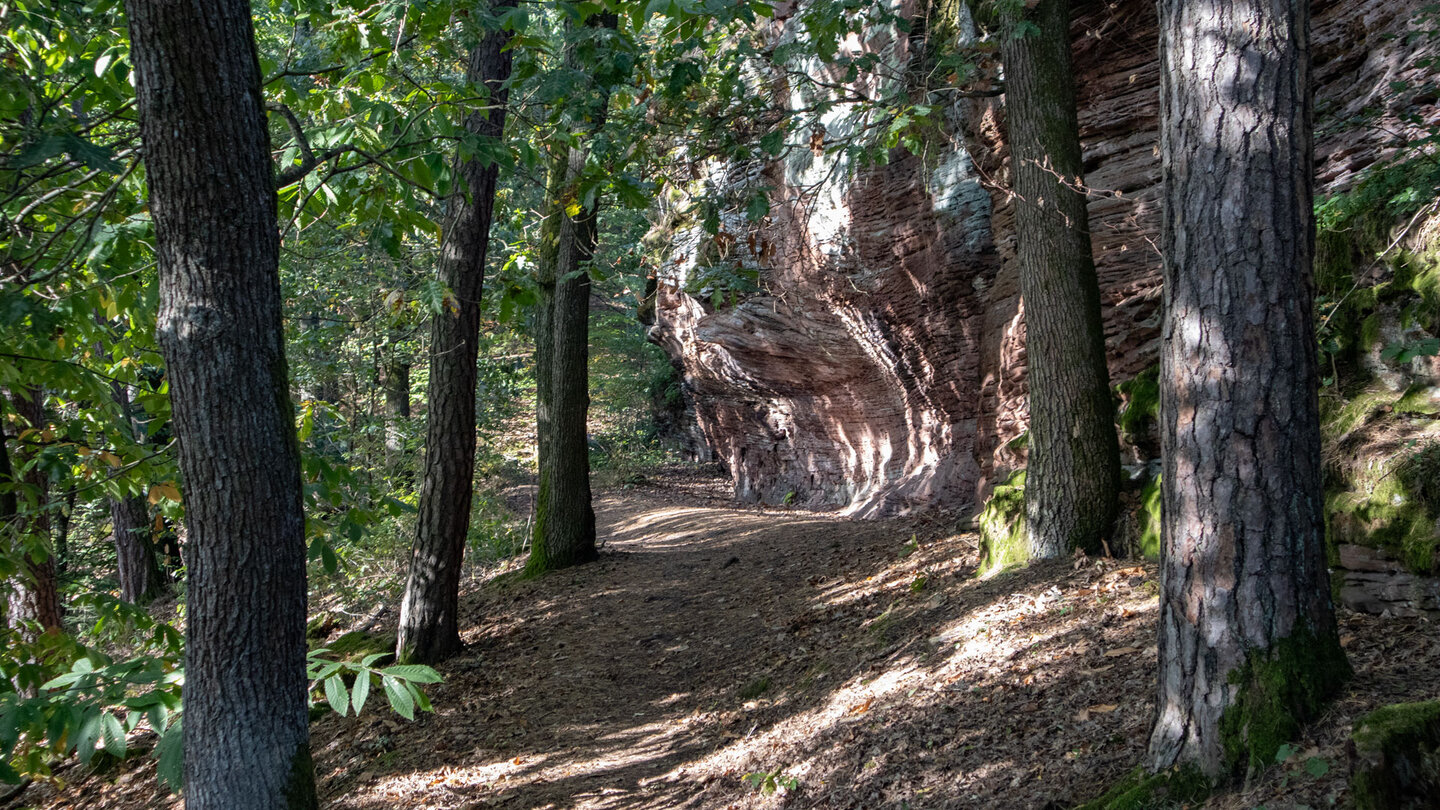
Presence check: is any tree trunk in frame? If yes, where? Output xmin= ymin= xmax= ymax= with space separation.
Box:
xmin=395 ymin=9 xmax=513 ymax=665
xmin=525 ymin=13 xmax=617 ymax=575
xmin=110 ymin=382 xmax=167 ymax=604
xmin=4 ymin=387 xmax=62 ymax=637
xmin=124 ymin=1 xmax=316 ymax=806
xmin=52 ymin=489 xmax=75 ymax=576
xmin=1149 ymin=0 xmax=1348 ymax=780
xmin=112 ymin=495 xmax=164 ymax=604
xmin=381 ymin=358 xmax=411 ymax=455
xmin=998 ymin=0 xmax=1120 ymax=562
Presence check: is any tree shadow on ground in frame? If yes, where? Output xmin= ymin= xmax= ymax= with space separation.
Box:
xmin=313 ymin=483 xmax=1167 ymax=809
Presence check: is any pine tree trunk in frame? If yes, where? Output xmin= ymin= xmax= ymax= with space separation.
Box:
xmin=526 ymin=13 xmax=617 ymax=575
xmin=396 ymin=10 xmax=513 ymax=665
xmin=999 ymin=0 xmax=1120 ymax=561
xmin=4 ymin=387 xmax=62 ymax=638
xmin=124 ymin=1 xmax=316 ymax=806
xmin=1148 ymin=0 xmax=1348 ymax=780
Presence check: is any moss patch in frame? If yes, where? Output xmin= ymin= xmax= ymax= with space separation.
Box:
xmin=1115 ymin=366 xmax=1160 ymax=449
xmin=1351 ymin=700 xmax=1440 ymax=810
xmin=1219 ymin=626 xmax=1351 ymax=775
xmin=977 ymin=469 xmax=1026 ymax=577
xmin=1136 ymin=474 xmax=1162 ymax=560
xmin=1327 ymin=439 xmax=1440 ymax=575
xmin=316 ymin=630 xmax=395 ymax=665
xmin=1073 ymin=765 xmax=1209 ymax=810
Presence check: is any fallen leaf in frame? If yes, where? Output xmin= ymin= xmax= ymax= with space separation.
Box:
xmin=1103 ymin=646 xmax=1141 ymax=657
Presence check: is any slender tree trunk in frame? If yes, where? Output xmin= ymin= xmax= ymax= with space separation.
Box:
xmin=998 ymin=0 xmax=1120 ymax=561
xmin=396 ymin=9 xmax=513 ymax=665
xmin=526 ymin=13 xmax=617 ymax=575
xmin=52 ymin=489 xmax=75 ymax=577
xmin=1148 ymin=0 xmax=1348 ymax=780
xmin=110 ymin=382 xmax=166 ymax=604
xmin=4 ymin=388 xmax=62 ymax=637
xmin=381 ymin=358 xmax=411 ymax=455
xmin=112 ymin=495 xmax=164 ymax=604
xmin=124 ymin=2 xmax=316 ymax=806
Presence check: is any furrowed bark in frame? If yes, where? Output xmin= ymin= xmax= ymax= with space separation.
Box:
xmin=125 ymin=0 xmax=316 ymax=804
xmin=1149 ymin=0 xmax=1348 ymax=779
xmin=396 ymin=6 xmax=514 ymax=665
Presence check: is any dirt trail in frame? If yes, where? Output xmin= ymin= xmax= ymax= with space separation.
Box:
xmin=310 ymin=477 xmax=1168 ymax=809
xmin=21 ymin=472 xmax=1440 ymax=810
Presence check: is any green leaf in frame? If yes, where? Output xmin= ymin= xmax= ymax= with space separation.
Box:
xmin=324 ymin=673 xmax=349 ymax=716
xmin=100 ymin=712 xmax=126 ymax=758
xmin=382 ymin=664 xmax=442 ymax=684
xmin=1274 ymin=742 xmax=1298 ymax=763
xmin=745 ymin=192 xmax=770 ymax=222
xmin=351 ymin=671 xmax=371 ymax=715
xmin=1304 ymin=756 xmax=1330 ymax=778
xmin=382 ymin=675 xmax=415 ymax=720
xmin=156 ymin=719 xmax=183 ymax=791
xmin=74 ymin=708 xmax=103 ymax=764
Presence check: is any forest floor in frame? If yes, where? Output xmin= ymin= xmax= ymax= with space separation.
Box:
xmin=19 ymin=465 xmax=1440 ymax=810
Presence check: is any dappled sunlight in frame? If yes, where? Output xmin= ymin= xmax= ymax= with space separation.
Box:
xmin=314 ymin=488 xmax=1168 ymax=809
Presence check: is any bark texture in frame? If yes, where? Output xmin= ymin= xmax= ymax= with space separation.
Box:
xmin=998 ymin=0 xmax=1120 ymax=559
xmin=648 ymin=0 xmax=1438 ymax=516
xmin=526 ymin=14 xmax=618 ymax=575
xmin=1148 ymin=0 xmax=1348 ymax=779
xmin=111 ymin=495 xmax=164 ymax=604
xmin=110 ymin=383 xmax=166 ymax=604
xmin=396 ymin=10 xmax=513 ymax=664
xmin=124 ymin=1 xmax=316 ymax=806
xmin=4 ymin=387 xmax=62 ymax=637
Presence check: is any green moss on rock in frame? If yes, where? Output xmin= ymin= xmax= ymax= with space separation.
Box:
xmin=1116 ymin=366 xmax=1160 ymax=448
xmin=1351 ymin=700 xmax=1440 ymax=810
xmin=1219 ymin=627 xmax=1351 ymax=775
xmin=1327 ymin=438 xmax=1440 ymax=575
xmin=977 ymin=469 xmax=1026 ymax=577
xmin=1073 ymin=766 xmax=1208 ymax=810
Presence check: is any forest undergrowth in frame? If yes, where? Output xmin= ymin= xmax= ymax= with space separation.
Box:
xmin=15 ymin=467 xmax=1436 ymax=810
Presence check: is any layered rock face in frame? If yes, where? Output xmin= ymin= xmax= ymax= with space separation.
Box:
xmin=649 ymin=0 xmax=1440 ymax=516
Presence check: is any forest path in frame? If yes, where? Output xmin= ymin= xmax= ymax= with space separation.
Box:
xmin=311 ymin=474 xmax=1168 ymax=809
xmin=27 ymin=472 xmax=1435 ymax=810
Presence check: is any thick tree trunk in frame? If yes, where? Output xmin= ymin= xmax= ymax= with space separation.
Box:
xmin=998 ymin=0 xmax=1120 ymax=562
xmin=525 ymin=13 xmax=617 ymax=575
xmin=1148 ymin=0 xmax=1348 ymax=780
xmin=4 ymin=388 xmax=62 ymax=637
xmin=396 ymin=10 xmax=513 ymax=665
xmin=124 ymin=1 xmax=316 ymax=806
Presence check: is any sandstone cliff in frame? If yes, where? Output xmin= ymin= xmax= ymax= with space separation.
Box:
xmin=648 ymin=0 xmax=1440 ymax=517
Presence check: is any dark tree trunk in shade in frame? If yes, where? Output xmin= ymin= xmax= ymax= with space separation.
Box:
xmin=396 ymin=9 xmax=513 ymax=665
xmin=526 ymin=13 xmax=617 ymax=575
xmin=998 ymin=0 xmax=1120 ymax=561
xmin=111 ymin=495 xmax=164 ymax=604
xmin=381 ymin=358 xmax=411 ymax=455
xmin=4 ymin=388 xmax=62 ymax=637
xmin=110 ymin=383 xmax=167 ymax=604
xmin=1148 ymin=0 xmax=1348 ymax=779
xmin=124 ymin=1 xmax=316 ymax=806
